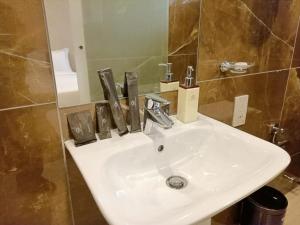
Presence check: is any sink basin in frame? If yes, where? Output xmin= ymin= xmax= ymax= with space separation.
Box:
xmin=65 ymin=114 xmax=290 ymax=225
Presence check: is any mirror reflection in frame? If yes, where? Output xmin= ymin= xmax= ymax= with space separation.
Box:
xmin=44 ymin=0 xmax=169 ymax=107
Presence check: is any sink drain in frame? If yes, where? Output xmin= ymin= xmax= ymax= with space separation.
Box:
xmin=166 ymin=176 xmax=188 ymax=190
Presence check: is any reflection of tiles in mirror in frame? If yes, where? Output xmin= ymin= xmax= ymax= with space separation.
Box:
xmin=81 ymin=0 xmax=168 ymax=105
xmin=87 ymin=56 xmax=165 ymax=102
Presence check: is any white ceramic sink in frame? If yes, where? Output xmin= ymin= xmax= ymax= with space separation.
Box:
xmin=65 ymin=114 xmax=290 ymax=225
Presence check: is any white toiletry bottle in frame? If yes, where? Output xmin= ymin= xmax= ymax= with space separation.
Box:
xmin=177 ymin=66 xmax=199 ymax=123
xmin=159 ymin=63 xmax=180 ymax=92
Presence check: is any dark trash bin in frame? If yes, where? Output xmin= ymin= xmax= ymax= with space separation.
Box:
xmin=241 ymin=186 xmax=288 ymax=225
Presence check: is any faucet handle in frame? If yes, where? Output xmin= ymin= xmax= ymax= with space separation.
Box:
xmin=144 ymin=94 xmax=171 ymax=115
xmin=145 ymin=93 xmax=170 ymax=105
xmin=143 ymin=93 xmax=174 ymax=130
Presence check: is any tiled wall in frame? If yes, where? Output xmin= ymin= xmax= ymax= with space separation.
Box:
xmin=2 ymin=1 xmax=299 ymax=225
xmin=168 ymin=0 xmax=300 ymax=147
xmin=198 ymin=0 xmax=300 ymax=81
xmin=197 ymin=0 xmax=300 ymax=138
xmin=281 ymin=23 xmax=300 ymax=179
xmin=196 ymin=1 xmax=300 ymax=224
xmin=0 ymin=1 xmax=72 ymax=225
xmin=57 ymin=1 xmax=300 ymax=225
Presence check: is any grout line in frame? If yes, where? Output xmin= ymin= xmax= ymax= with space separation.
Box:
xmin=42 ymin=0 xmax=76 ymax=224
xmin=0 ymin=49 xmax=50 ymax=65
xmin=16 ymin=92 xmax=37 ymax=105
xmin=89 ymin=55 xmax=171 ymax=62
xmin=196 ymin=68 xmax=291 ymax=84
xmin=168 ymin=37 xmax=198 ymax=56
xmin=168 ymin=53 xmax=198 ymax=57
xmin=55 ymin=102 xmax=76 ymax=225
xmin=0 ymin=102 xmax=56 ymax=112
xmin=279 ymin=15 xmax=300 ymax=126
xmin=168 ymin=0 xmax=200 ymax=56
xmin=172 ymin=0 xmax=177 ymax=48
xmin=196 ymin=0 xmax=204 ymax=79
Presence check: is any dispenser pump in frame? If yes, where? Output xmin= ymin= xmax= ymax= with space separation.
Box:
xmin=177 ymin=65 xmax=199 ymax=123
xmin=159 ymin=63 xmax=173 ymax=82
xmin=184 ymin=66 xmax=194 ymax=88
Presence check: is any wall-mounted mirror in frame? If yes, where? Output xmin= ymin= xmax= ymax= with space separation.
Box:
xmin=44 ymin=0 xmax=168 ymax=107
xmin=44 ymin=0 xmax=199 ymax=108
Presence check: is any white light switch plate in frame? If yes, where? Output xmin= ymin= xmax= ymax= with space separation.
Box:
xmin=232 ymin=95 xmax=249 ymax=127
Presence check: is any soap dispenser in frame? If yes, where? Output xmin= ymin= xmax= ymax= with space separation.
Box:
xmin=177 ymin=66 xmax=200 ymax=123
xmin=159 ymin=63 xmax=180 ymax=92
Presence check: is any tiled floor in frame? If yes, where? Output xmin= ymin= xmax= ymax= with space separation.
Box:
xmin=262 ymin=175 xmax=300 ymax=225
xmin=211 ymin=176 xmax=300 ymax=225
xmin=285 ymin=184 xmax=300 ymax=225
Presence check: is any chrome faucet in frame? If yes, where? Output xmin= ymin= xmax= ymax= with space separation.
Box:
xmin=143 ymin=94 xmax=174 ymax=130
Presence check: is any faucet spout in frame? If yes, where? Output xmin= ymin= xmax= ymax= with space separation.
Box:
xmin=145 ymin=108 xmax=173 ymax=129
xmin=143 ymin=94 xmax=174 ymax=130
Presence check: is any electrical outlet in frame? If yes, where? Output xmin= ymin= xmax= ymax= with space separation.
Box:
xmin=232 ymin=95 xmax=249 ymax=127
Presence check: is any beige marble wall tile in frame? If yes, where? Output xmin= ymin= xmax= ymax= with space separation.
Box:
xmin=292 ymin=22 xmax=300 ymax=67
xmin=198 ymin=0 xmax=300 ymax=81
xmin=0 ymin=1 xmax=72 ymax=224
xmin=0 ymin=104 xmax=72 ymax=225
xmin=0 ymin=0 xmax=56 ymax=109
xmin=199 ymin=70 xmax=289 ymax=139
xmin=242 ymin=0 xmax=300 ymax=45
xmin=281 ymin=68 xmax=300 ymax=178
xmin=0 ymin=53 xmax=56 ymax=109
xmin=0 ymin=0 xmax=51 ymax=61
xmin=0 ymin=0 xmax=55 ymax=109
